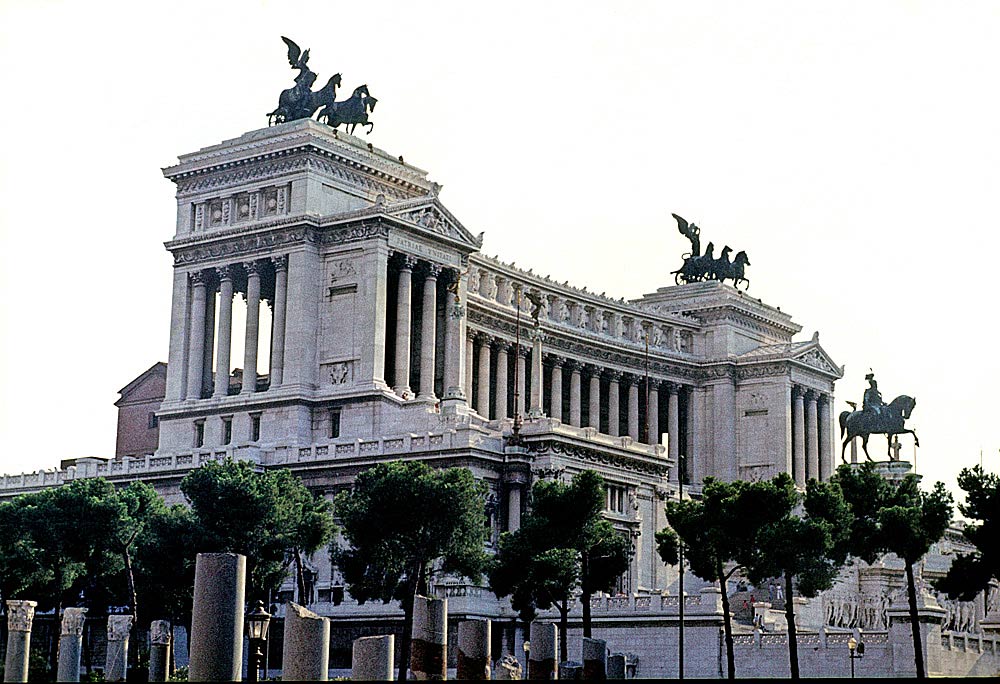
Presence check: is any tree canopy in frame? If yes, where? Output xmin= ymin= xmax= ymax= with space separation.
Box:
xmin=180 ymin=459 xmax=336 ymax=601
xmin=333 ymin=461 xmax=488 ymax=682
xmin=490 ymin=470 xmax=632 ymax=663
xmin=935 ymin=465 xmax=998 ymax=602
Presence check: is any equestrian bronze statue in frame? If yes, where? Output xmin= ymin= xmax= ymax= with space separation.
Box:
xmin=670 ymin=214 xmax=750 ymax=289
xmin=839 ymin=371 xmax=919 ymax=462
xmin=267 ymin=37 xmax=377 ymax=135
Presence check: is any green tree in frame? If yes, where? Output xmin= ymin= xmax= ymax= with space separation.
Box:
xmin=180 ymin=459 xmax=336 ymax=601
xmin=833 ymin=465 xmax=953 ymax=680
xmin=132 ymin=503 xmax=205 ymax=626
xmin=936 ymin=465 xmax=999 ymax=601
xmin=737 ymin=474 xmax=852 ymax=680
xmin=490 ymin=471 xmax=632 ymax=664
xmin=333 ymin=461 xmax=488 ymax=683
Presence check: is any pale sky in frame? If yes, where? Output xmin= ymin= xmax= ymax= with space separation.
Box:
xmin=1 ymin=1 xmax=997 ymax=495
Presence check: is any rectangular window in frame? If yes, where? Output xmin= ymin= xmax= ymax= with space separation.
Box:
xmin=148 ymin=412 xmax=159 ymax=429
xmin=251 ymin=413 xmax=261 ymax=442
xmin=194 ymin=421 xmax=205 ymax=448
xmin=222 ymin=417 xmax=233 ymax=446
xmin=329 ymin=409 xmax=341 ymax=439
xmin=607 ymin=485 xmax=628 ymax=514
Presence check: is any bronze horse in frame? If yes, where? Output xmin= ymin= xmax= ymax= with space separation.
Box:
xmin=268 ymin=73 xmax=342 ymax=125
xmin=318 ymin=84 xmax=378 ymax=135
xmin=839 ymin=395 xmax=918 ymax=462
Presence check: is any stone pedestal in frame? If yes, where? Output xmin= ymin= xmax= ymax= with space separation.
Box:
xmin=4 ymin=600 xmax=36 ymax=683
xmin=148 ymin=619 xmax=172 ymax=682
xmin=607 ymin=653 xmax=626 ymax=679
xmin=411 ymin=595 xmax=447 ymax=680
xmin=457 ymin=619 xmax=491 ymax=680
xmin=887 ymin=587 xmax=946 ymax=677
xmin=282 ymin=602 xmax=330 ymax=681
xmin=105 ymin=615 xmax=135 ymax=682
xmin=581 ymin=637 xmax=607 ymax=680
xmin=189 ymin=553 xmax=246 ymax=682
xmin=352 ymin=634 xmax=394 ymax=681
xmin=56 ymin=608 xmax=87 ymax=684
xmin=528 ymin=621 xmax=557 ymax=680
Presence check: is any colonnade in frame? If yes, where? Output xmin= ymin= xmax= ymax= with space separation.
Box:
xmin=791 ymin=386 xmax=833 ymax=485
xmin=179 ymin=255 xmax=288 ymax=401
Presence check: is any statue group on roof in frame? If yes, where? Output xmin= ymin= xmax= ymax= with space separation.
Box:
xmin=268 ymin=37 xmax=378 ymax=135
xmin=670 ymin=214 xmax=750 ymax=290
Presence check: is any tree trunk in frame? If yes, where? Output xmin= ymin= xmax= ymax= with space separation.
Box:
xmin=581 ymin=550 xmax=592 ymax=638
xmin=559 ymin=600 xmax=569 ymax=665
xmin=905 ymin=560 xmax=926 ymax=679
xmin=123 ymin=548 xmax=139 ymax=620
xmin=784 ymin=572 xmax=800 ymax=680
xmin=716 ymin=560 xmax=735 ymax=680
xmin=293 ymin=548 xmax=306 ymax=605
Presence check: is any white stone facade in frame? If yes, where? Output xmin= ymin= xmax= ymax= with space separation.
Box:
xmin=3 ymin=119 xmax=996 ymax=676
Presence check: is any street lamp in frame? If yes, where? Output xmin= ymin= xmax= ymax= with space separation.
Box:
xmin=847 ymin=636 xmax=865 ymax=678
xmin=246 ymin=600 xmax=271 ymax=684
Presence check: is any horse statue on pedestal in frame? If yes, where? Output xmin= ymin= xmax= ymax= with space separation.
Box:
xmin=839 ymin=394 xmax=918 ymax=462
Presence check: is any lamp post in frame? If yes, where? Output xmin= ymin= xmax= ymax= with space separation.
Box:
xmin=847 ymin=636 xmax=865 ymax=678
xmin=246 ymin=601 xmax=271 ymax=684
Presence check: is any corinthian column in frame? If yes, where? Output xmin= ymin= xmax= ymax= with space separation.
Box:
xmin=648 ymin=380 xmax=659 ymax=445
xmin=515 ymin=346 xmax=528 ymax=418
xmin=476 ymin=334 xmax=492 ymax=418
xmin=495 ymin=341 xmax=509 ymax=420
xmin=607 ymin=370 xmax=621 ymax=436
xmin=588 ymin=366 xmax=601 ymax=429
xmin=627 ymin=377 xmax=640 ymax=441
xmin=818 ymin=395 xmax=832 ymax=481
xmin=529 ymin=329 xmax=544 ymax=418
xmin=394 ymin=255 xmax=416 ymax=397
xmin=806 ymin=390 xmax=819 ymax=481
xmin=419 ymin=265 xmax=441 ymax=399
xmin=442 ymin=268 xmax=467 ymax=402
xmin=241 ymin=261 xmax=262 ymax=395
xmin=549 ymin=357 xmax=564 ymax=421
xmin=668 ymin=383 xmax=680 ymax=471
xmin=792 ymin=387 xmax=806 ymax=487
xmin=185 ymin=271 xmax=208 ymax=401
xmin=213 ymin=266 xmax=235 ymax=398
xmin=270 ymin=255 xmax=288 ymax=388
xmin=5 ymin=600 xmax=36 ymax=683
xmin=568 ymin=361 xmax=582 ymax=427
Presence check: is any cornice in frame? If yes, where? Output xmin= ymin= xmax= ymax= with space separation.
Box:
xmin=527 ymin=439 xmax=670 ymax=478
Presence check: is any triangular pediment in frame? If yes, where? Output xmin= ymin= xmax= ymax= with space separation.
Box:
xmin=386 ymin=196 xmax=483 ymax=250
xmin=792 ymin=341 xmax=844 ymax=378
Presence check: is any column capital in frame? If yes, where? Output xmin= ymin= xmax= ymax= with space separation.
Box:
xmin=426 ymin=263 xmax=443 ymax=279
xmin=548 ymin=355 xmax=565 ymax=368
xmin=61 ymin=607 xmax=88 ymax=637
xmin=667 ymin=381 xmax=681 ymax=395
xmin=6 ymin=600 xmax=36 ymax=632
xmin=805 ymin=389 xmax=819 ymax=402
xmin=216 ymin=264 xmax=237 ymax=282
xmin=475 ymin=331 xmax=492 ymax=346
xmin=606 ymin=369 xmax=623 ymax=382
xmin=494 ymin=339 xmax=512 ymax=353
xmin=244 ymin=260 xmax=262 ymax=277
xmin=792 ymin=385 xmax=805 ymax=400
xmin=584 ymin=363 xmax=603 ymax=377
xmin=399 ymin=254 xmax=418 ymax=271
xmin=107 ymin=615 xmax=135 ymax=641
xmin=271 ymin=254 xmax=288 ymax=272
xmin=517 ymin=345 xmax=531 ymax=359
xmin=189 ymin=270 xmax=208 ymax=287
xmin=567 ymin=359 xmax=583 ymax=373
